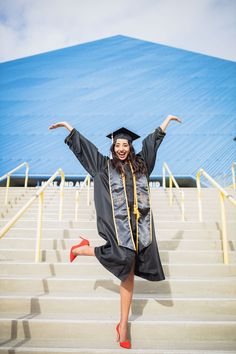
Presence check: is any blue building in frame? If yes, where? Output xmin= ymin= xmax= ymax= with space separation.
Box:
xmin=0 ymin=35 xmax=235 ymax=186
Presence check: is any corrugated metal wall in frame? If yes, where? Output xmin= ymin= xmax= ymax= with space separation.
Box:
xmin=0 ymin=35 xmax=235 ymax=184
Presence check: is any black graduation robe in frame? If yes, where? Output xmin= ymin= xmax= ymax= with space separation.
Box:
xmin=65 ymin=127 xmax=166 ymax=282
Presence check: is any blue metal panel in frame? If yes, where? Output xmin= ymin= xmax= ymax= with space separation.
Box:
xmin=0 ymin=35 xmax=235 ymax=183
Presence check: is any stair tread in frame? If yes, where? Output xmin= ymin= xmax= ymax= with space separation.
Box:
xmin=1 ymin=275 xmax=236 ymax=281
xmin=1 ymin=248 xmax=236 ymax=253
xmin=1 ymin=313 xmax=236 ymax=322
xmin=0 ymin=291 xmax=235 ymax=299
xmin=0 ymin=339 xmax=236 ymax=353
xmin=1 ymin=294 xmax=236 ymax=301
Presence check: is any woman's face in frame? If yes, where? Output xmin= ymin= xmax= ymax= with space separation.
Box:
xmin=114 ymin=139 xmax=130 ymax=161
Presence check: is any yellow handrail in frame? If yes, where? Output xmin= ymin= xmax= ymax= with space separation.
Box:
xmin=196 ymin=168 xmax=236 ymax=265
xmin=232 ymin=162 xmax=235 ymax=190
xmin=0 ymin=162 xmax=29 ymax=206
xmin=162 ymin=162 xmax=185 ymax=221
xmin=0 ymin=168 xmax=65 ymax=263
xmin=75 ymin=174 xmax=91 ymax=221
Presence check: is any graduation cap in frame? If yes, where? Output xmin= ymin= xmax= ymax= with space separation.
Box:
xmin=106 ymin=127 xmax=140 ymax=144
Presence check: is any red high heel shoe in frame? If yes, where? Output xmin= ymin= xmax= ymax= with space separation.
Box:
xmin=116 ymin=322 xmax=131 ymax=349
xmin=70 ymin=236 xmax=90 ymax=262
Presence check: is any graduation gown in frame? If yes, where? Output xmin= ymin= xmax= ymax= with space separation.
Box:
xmin=65 ymin=127 xmax=166 ymax=282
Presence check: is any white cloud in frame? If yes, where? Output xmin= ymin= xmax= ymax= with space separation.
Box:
xmin=0 ymin=0 xmax=235 ymax=62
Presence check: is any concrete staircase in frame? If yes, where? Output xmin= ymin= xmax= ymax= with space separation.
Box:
xmin=0 ymin=186 xmax=236 ymax=354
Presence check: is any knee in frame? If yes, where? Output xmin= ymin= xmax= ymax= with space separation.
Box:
xmin=127 ymin=263 xmax=135 ymax=281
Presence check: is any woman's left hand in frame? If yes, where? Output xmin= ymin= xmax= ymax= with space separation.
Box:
xmin=167 ymin=115 xmax=182 ymax=123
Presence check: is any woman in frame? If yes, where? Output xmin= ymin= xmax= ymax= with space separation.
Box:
xmin=49 ymin=114 xmax=181 ymax=349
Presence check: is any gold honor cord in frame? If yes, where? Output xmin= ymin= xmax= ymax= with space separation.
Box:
xmin=129 ymin=162 xmax=140 ymax=253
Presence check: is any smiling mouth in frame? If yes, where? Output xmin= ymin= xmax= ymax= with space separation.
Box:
xmin=117 ymin=153 xmax=127 ymax=159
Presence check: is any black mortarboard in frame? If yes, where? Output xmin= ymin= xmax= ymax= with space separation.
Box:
xmin=106 ymin=127 xmax=140 ymax=143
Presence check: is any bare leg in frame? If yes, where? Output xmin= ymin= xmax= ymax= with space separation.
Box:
xmin=118 ymin=260 xmax=135 ymax=342
xmin=72 ymin=245 xmax=95 ymax=256
xmin=73 ymin=245 xmax=135 ymax=343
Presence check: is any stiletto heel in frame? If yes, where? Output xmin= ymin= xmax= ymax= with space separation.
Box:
xmin=116 ymin=323 xmax=131 ymax=349
xmin=70 ymin=236 xmax=90 ymax=262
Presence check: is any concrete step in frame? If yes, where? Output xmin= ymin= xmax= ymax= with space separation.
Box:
xmin=3 ymin=312 xmax=234 ymax=322
xmin=3 ymin=214 xmax=96 ymax=222
xmin=1 ymin=237 xmax=236 ymax=251
xmin=3 ymin=211 xmax=236 ymax=223
xmin=6 ymin=197 xmax=234 ymax=204
xmin=0 ymin=277 xmax=235 ymax=296
xmin=1 ymin=249 xmax=235 ymax=263
xmin=0 ymin=295 xmax=235 ymax=316
xmin=0 ymin=340 xmax=235 ymax=353
xmin=1 ymin=263 xmax=236 ymax=278
xmin=4 ymin=227 xmax=236 ymax=239
xmin=1 ymin=219 xmax=236 ymax=230
xmin=4 ymin=198 xmax=234 ymax=208
xmin=6 ymin=207 xmax=95 ymax=213
xmin=0 ymin=195 xmax=57 ymax=205
xmin=3 ymin=212 xmax=235 ymax=224
xmin=0 ymin=318 xmax=235 ymax=344
xmin=28 ymin=194 xmax=235 ymax=202
xmin=3 ymin=203 xmax=233 ymax=224
xmin=5 ymin=202 xmax=232 ymax=215
xmin=0 ymin=187 xmax=230 ymax=194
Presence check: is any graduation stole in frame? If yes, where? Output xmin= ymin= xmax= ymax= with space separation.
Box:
xmin=108 ymin=160 xmax=152 ymax=253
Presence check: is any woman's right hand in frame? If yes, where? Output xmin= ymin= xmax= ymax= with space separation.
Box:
xmin=48 ymin=121 xmax=73 ymax=132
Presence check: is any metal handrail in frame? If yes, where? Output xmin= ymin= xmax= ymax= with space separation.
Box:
xmin=0 ymin=162 xmax=29 ymax=206
xmin=196 ymin=168 xmax=236 ymax=265
xmin=75 ymin=174 xmax=91 ymax=221
xmin=232 ymin=162 xmax=235 ymax=190
xmin=162 ymin=162 xmax=185 ymax=221
xmin=0 ymin=168 xmax=65 ymax=263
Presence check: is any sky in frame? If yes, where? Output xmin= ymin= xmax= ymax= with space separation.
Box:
xmin=0 ymin=0 xmax=236 ymax=63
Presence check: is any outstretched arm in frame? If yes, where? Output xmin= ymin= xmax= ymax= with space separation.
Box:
xmin=139 ymin=115 xmax=182 ymax=175
xmin=49 ymin=121 xmax=107 ymax=176
xmin=160 ymin=115 xmax=182 ymax=133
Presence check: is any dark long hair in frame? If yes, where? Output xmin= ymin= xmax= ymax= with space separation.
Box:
xmin=110 ymin=142 xmax=147 ymax=175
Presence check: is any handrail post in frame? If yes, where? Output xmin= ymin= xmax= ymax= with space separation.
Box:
xmin=5 ymin=175 xmax=10 ymax=206
xmin=35 ymin=192 xmax=44 ymax=263
xmin=196 ymin=168 xmax=236 ymax=265
xmin=24 ymin=163 xmax=29 ymax=188
xmin=162 ymin=162 xmax=185 ymax=221
xmin=59 ymin=169 xmax=65 ymax=221
xmin=87 ymin=175 xmax=90 ymax=206
xmin=169 ymin=176 xmax=173 ymax=206
xmin=219 ymin=192 xmax=229 ymax=265
xmin=75 ymin=190 xmax=79 ymax=222
xmin=0 ymin=167 xmax=65 ymax=264
xmin=0 ymin=196 xmax=37 ymax=240
xmin=1 ymin=162 xmax=29 ymax=205
xmin=34 ymin=168 xmax=64 ymax=262
xmin=196 ymin=170 xmax=203 ymax=222
xmin=181 ymin=190 xmax=185 ymax=222
xmin=75 ymin=175 xmax=90 ymax=221
xmin=162 ymin=165 xmax=166 ymax=189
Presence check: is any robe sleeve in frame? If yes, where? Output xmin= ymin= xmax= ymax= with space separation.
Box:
xmin=64 ymin=128 xmax=107 ymax=177
xmin=138 ymin=126 xmax=166 ymax=176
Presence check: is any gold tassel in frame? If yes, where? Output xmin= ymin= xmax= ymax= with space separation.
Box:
xmin=133 ymin=205 xmax=141 ymax=219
